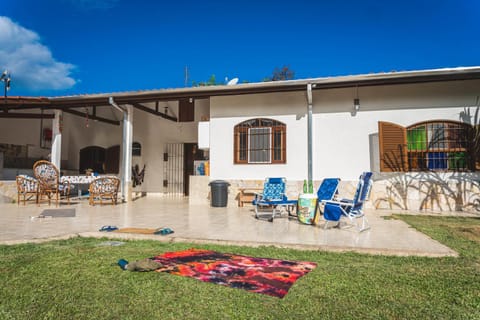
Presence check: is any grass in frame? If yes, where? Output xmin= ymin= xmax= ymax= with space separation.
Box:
xmin=0 ymin=215 xmax=479 ymax=320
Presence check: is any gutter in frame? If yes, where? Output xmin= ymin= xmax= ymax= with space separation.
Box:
xmin=109 ymin=96 xmax=125 ymax=112
xmin=48 ymin=67 xmax=480 ymax=106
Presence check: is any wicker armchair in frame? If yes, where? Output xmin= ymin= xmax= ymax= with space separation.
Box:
xmin=16 ymin=175 xmax=39 ymax=205
xmin=89 ymin=176 xmax=120 ymax=205
xmin=33 ymin=160 xmax=71 ymax=206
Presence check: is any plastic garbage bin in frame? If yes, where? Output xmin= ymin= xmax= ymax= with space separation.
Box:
xmin=209 ymin=180 xmax=230 ymax=207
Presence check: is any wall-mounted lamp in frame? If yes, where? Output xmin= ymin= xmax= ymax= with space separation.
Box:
xmin=352 ymin=85 xmax=360 ymax=116
xmin=354 ymin=98 xmax=360 ymax=111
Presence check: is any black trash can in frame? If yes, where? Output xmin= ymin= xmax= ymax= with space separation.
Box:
xmin=209 ymin=180 xmax=230 ymax=207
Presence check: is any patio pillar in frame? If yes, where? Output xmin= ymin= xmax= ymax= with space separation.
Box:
xmin=306 ymin=83 xmax=313 ymax=182
xmin=122 ymin=105 xmax=133 ymax=202
xmin=51 ymin=110 xmax=62 ymax=171
xmin=109 ymin=97 xmax=133 ymax=202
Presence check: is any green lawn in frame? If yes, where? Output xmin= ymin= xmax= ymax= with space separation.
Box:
xmin=1 ymin=215 xmax=479 ymax=320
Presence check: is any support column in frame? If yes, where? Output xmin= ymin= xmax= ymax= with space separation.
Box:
xmin=306 ymin=83 xmax=313 ymax=182
xmin=51 ymin=110 xmax=62 ymax=171
xmin=122 ymin=105 xmax=133 ymax=202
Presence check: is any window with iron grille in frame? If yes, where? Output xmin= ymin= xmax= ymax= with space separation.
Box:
xmin=407 ymin=121 xmax=470 ymax=171
xmin=379 ymin=120 xmax=473 ymax=172
xmin=234 ymin=118 xmax=286 ymax=164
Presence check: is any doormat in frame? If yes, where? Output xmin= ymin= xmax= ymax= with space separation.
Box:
xmin=114 ymin=228 xmax=157 ymax=234
xmin=40 ymin=208 xmax=76 ymax=218
xmin=151 ymin=248 xmax=317 ymax=298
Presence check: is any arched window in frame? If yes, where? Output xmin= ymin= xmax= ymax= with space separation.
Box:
xmin=234 ymin=118 xmax=286 ymax=164
xmin=406 ymin=120 xmax=471 ymax=171
xmin=379 ymin=120 xmax=473 ymax=172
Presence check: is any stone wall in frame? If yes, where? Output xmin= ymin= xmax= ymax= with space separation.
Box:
xmin=188 ymin=177 xmax=359 ymax=208
xmin=371 ymin=172 xmax=480 ymax=213
xmin=5 ymin=173 xmax=478 ymax=213
xmin=189 ymin=174 xmax=480 ymax=214
xmin=0 ymin=180 xmax=17 ymax=204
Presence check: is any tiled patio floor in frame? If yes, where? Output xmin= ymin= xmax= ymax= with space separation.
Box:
xmin=0 ymin=195 xmax=458 ymax=257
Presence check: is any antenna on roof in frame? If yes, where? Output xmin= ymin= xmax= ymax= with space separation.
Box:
xmin=0 ymin=70 xmax=10 ymax=102
xmin=227 ymin=77 xmax=239 ymax=85
xmin=184 ymin=66 xmax=189 ymax=87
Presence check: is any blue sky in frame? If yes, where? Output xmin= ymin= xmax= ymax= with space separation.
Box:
xmin=1 ymin=0 xmax=479 ymax=97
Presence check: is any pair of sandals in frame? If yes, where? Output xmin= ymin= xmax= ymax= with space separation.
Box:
xmin=99 ymin=225 xmax=174 ymax=235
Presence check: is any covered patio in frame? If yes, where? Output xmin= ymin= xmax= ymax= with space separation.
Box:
xmin=0 ymin=196 xmax=458 ymax=257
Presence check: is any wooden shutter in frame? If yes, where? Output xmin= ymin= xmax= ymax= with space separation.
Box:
xmin=272 ymin=125 xmax=286 ymax=164
xmin=105 ymin=145 xmax=120 ymax=174
xmin=179 ymin=99 xmax=194 ymax=122
xmin=233 ymin=126 xmax=248 ymax=164
xmin=378 ymin=121 xmax=407 ymax=172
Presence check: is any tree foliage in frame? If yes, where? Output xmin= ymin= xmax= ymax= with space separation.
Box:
xmin=191 ymin=74 xmax=220 ymax=87
xmin=265 ymin=65 xmax=295 ymax=81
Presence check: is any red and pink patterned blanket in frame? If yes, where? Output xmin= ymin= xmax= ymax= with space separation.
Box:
xmin=152 ymin=248 xmax=316 ymax=298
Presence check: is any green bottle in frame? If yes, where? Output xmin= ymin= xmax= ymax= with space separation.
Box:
xmin=303 ymin=180 xmax=307 ymax=193
xmin=308 ymin=180 xmax=314 ymax=193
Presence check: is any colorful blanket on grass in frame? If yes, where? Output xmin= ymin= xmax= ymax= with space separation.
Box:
xmin=152 ymin=248 xmax=316 ymax=298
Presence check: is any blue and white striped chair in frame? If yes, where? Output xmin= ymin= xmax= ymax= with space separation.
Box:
xmin=252 ymin=177 xmax=297 ymax=222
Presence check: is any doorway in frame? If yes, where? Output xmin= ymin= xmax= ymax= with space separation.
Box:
xmin=164 ymin=143 xmax=204 ymax=196
xmin=183 ymin=143 xmax=205 ymax=195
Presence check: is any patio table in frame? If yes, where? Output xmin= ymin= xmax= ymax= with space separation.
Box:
xmin=60 ymin=175 xmax=97 ymax=198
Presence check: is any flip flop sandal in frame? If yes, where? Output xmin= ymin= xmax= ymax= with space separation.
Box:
xmin=99 ymin=225 xmax=118 ymax=232
xmin=154 ymin=227 xmax=174 ymax=235
xmin=162 ymin=228 xmax=173 ymax=235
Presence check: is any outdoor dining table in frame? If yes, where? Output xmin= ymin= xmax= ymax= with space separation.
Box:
xmin=60 ymin=175 xmax=97 ymax=198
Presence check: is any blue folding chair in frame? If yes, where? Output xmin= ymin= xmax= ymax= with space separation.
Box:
xmin=316 ymin=178 xmax=341 ymax=214
xmin=317 ymin=178 xmax=340 ymax=204
xmin=252 ymin=177 xmax=297 ymax=222
xmin=323 ymin=172 xmax=373 ymax=232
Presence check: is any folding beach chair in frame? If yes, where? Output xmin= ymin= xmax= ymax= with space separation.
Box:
xmin=323 ymin=172 xmax=373 ymax=232
xmin=252 ymin=177 xmax=297 ymax=222
xmin=316 ymin=178 xmax=341 ymax=214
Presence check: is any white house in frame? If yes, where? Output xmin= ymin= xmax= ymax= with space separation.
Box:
xmin=1 ymin=66 xmax=480 ymax=212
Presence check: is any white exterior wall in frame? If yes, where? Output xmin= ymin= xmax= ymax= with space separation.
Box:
xmin=314 ymin=108 xmax=469 ymax=180
xmin=210 ymin=92 xmax=309 ymax=180
xmin=209 ymin=79 xmax=480 ymax=182
xmin=313 ymin=80 xmax=479 ymax=180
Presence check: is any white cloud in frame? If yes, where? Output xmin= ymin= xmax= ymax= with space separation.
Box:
xmin=0 ymin=16 xmax=76 ymax=92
